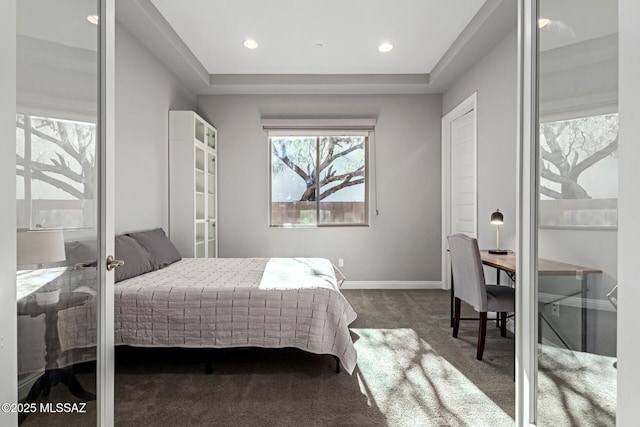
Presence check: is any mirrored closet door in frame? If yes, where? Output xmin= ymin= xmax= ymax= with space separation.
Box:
xmin=16 ymin=0 xmax=106 ymax=424
xmin=536 ymin=0 xmax=618 ymax=425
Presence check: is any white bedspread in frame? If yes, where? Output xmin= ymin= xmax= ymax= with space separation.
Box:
xmin=114 ymin=257 xmax=358 ymax=374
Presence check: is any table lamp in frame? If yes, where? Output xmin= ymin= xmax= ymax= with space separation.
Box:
xmin=17 ymin=229 xmax=66 ymax=269
xmin=488 ymin=209 xmax=508 ymax=255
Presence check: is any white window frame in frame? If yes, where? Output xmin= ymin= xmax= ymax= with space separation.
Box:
xmin=267 ymin=130 xmax=370 ymax=227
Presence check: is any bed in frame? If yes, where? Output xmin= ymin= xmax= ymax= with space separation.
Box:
xmin=19 ymin=229 xmax=358 ymax=375
xmin=115 ymin=228 xmax=358 ymax=373
xmin=114 ymin=256 xmax=358 ymax=374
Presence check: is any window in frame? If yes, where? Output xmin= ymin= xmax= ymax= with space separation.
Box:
xmin=269 ymin=133 xmax=368 ymax=226
xmin=16 ymin=114 xmax=97 ymax=229
xmin=539 ymin=112 xmax=618 ymax=228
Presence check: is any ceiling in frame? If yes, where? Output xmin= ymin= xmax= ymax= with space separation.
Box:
xmin=17 ymin=0 xmax=98 ymax=51
xmin=149 ymin=0 xmax=486 ymax=75
xmin=116 ymin=0 xmax=518 ymax=94
xmin=14 ymin=0 xmax=619 ymax=95
xmin=539 ymin=0 xmax=618 ymax=51
xmin=15 ymin=0 xmax=517 ymax=95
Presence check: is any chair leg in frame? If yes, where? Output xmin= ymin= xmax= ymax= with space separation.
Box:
xmin=477 ymin=312 xmax=488 ymax=360
xmin=500 ymin=312 xmax=507 ymax=337
xmin=453 ymin=297 xmax=461 ymax=338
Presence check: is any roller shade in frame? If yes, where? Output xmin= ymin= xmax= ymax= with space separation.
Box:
xmin=261 ymin=118 xmax=376 ymax=131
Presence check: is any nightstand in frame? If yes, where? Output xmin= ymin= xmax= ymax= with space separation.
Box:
xmin=17 ymin=292 xmax=96 ymax=406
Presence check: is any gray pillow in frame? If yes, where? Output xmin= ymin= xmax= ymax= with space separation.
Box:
xmin=114 ymin=235 xmax=156 ymax=283
xmin=126 ymin=228 xmax=182 ymax=269
xmin=65 ymin=240 xmax=97 ymax=266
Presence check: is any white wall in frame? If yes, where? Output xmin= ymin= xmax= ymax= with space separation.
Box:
xmin=616 ymin=0 xmax=640 ymax=424
xmin=114 ymin=23 xmax=196 ymax=234
xmin=442 ymin=29 xmax=518 ymax=252
xmin=17 ymin=36 xmax=97 ymax=122
xmin=539 ymin=34 xmax=617 ymax=120
xmin=197 ymin=94 xmax=443 ymax=283
xmin=0 ymin=1 xmax=18 ymax=424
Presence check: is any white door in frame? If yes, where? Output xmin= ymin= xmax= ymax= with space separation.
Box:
xmin=442 ymin=93 xmax=477 ymax=290
xmin=450 ymin=110 xmax=477 ymax=238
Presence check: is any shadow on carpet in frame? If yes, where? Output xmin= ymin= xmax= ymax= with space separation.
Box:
xmin=538 ymin=346 xmax=616 ymax=426
xmin=113 ymin=328 xmax=513 ymax=427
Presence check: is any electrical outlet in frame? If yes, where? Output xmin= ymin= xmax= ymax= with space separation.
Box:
xmin=338 ymin=258 xmax=344 ymax=267
xmin=551 ymin=303 xmax=560 ymax=317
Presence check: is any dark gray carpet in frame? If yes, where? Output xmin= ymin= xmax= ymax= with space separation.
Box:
xmin=20 ymin=290 xmax=618 ymax=426
xmin=111 ymin=290 xmax=515 ymax=426
xmin=23 ymin=290 xmax=518 ymax=426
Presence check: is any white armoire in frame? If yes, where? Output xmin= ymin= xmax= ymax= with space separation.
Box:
xmin=169 ymin=111 xmax=218 ymax=258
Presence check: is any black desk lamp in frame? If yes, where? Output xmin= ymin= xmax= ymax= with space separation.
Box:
xmin=489 ymin=209 xmax=509 ymax=255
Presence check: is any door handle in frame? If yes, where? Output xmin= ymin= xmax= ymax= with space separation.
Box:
xmin=106 ymin=255 xmax=124 ymax=271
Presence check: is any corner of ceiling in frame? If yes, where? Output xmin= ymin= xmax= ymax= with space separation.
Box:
xmin=115 ymin=0 xmax=210 ymax=94
xmin=427 ymin=0 xmax=518 ymax=94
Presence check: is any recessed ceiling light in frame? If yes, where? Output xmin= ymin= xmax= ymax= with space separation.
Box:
xmin=243 ymin=39 xmax=259 ymax=49
xmin=538 ymin=18 xmax=550 ymax=28
xmin=378 ymin=42 xmax=393 ymax=53
xmin=87 ymin=15 xmax=99 ymax=25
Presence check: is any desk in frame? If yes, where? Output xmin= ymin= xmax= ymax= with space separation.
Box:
xmin=449 ymin=251 xmax=602 ymax=352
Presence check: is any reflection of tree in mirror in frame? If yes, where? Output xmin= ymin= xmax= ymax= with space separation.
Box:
xmin=540 ymin=113 xmax=618 ymax=199
xmin=272 ymin=136 xmax=365 ymax=201
xmin=16 ymin=115 xmax=96 ymax=200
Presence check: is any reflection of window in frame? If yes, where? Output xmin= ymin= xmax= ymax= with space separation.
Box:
xmin=16 ymin=114 xmax=96 ymax=229
xmin=270 ymin=134 xmax=368 ymax=226
xmin=539 ymin=113 xmax=618 ymax=228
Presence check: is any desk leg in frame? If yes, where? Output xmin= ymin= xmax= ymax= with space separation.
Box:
xmin=581 ymin=275 xmax=588 ymax=352
xmin=496 ymin=269 xmax=501 ymax=328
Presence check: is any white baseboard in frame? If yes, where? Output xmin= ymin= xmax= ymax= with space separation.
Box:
xmin=342 ymin=281 xmax=443 ymax=290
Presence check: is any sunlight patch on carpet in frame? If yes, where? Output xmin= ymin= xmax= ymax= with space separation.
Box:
xmin=352 ymin=328 xmax=514 ymax=426
xmin=538 ymin=345 xmax=616 ymax=426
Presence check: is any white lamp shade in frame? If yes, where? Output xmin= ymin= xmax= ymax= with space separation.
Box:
xmin=17 ymin=229 xmax=66 ymax=266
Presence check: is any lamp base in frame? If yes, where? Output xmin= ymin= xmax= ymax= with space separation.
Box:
xmin=488 ymin=249 xmax=509 ymax=255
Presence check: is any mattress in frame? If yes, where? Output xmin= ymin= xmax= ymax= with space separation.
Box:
xmin=114 ymin=257 xmax=358 ymax=374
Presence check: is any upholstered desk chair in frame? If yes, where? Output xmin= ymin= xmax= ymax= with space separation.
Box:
xmin=448 ymin=234 xmax=515 ymax=360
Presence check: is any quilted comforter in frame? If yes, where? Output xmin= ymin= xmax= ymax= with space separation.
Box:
xmin=114 ymin=257 xmax=358 ymax=374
